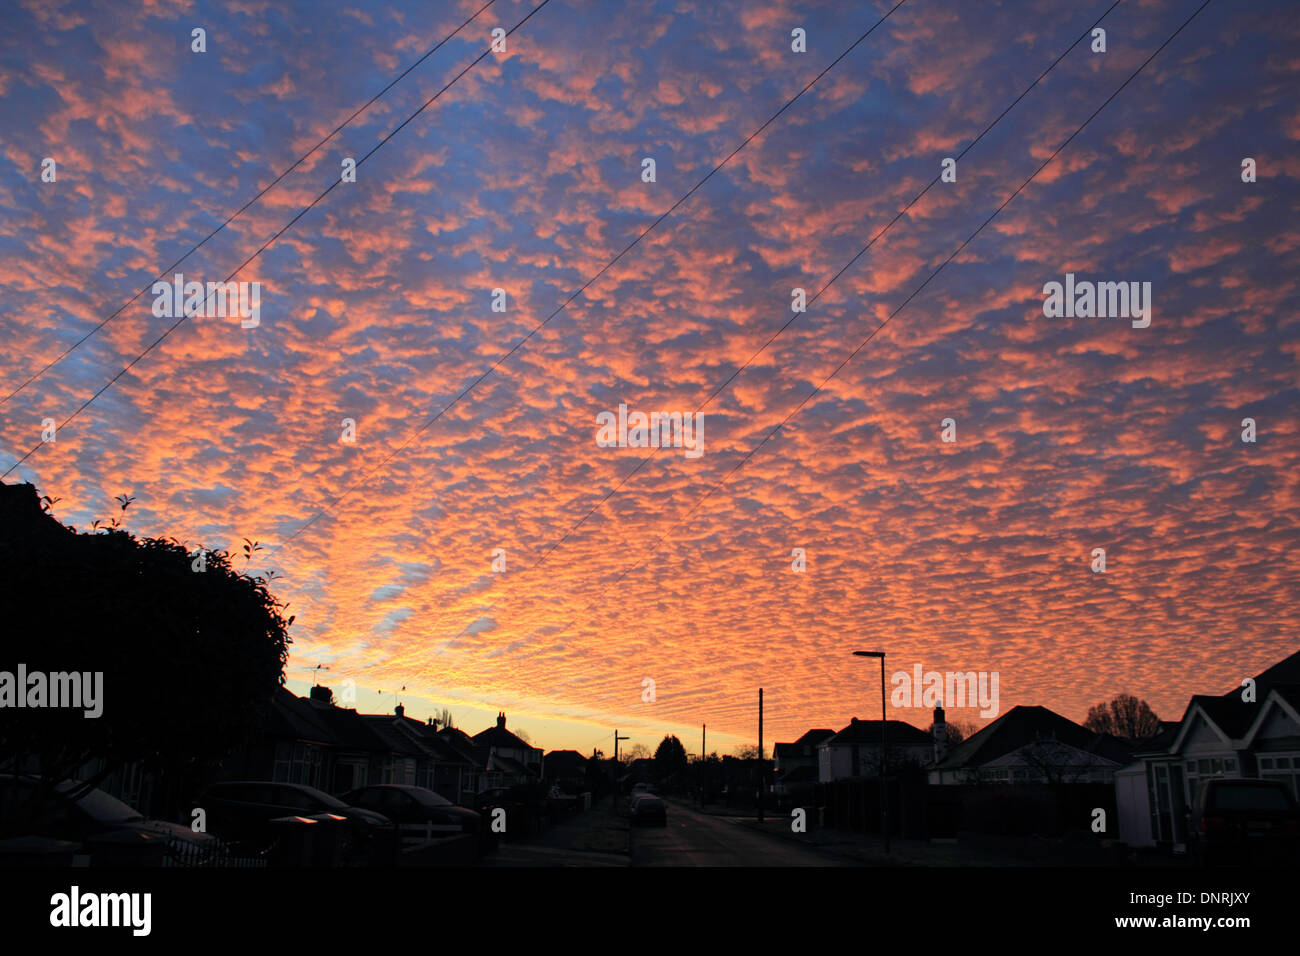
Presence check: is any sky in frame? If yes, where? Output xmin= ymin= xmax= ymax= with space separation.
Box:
xmin=1 ymin=0 xmax=1297 ymax=757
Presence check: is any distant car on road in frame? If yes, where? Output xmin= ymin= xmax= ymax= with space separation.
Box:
xmin=630 ymin=794 xmax=667 ymax=827
xmin=197 ymin=780 xmax=394 ymax=864
xmin=0 ymin=773 xmax=217 ymax=864
xmin=1187 ymin=778 xmax=1299 ymax=866
xmin=342 ymin=784 xmax=480 ymax=848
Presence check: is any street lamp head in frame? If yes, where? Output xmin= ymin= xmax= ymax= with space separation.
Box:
xmin=854 ymin=651 xmax=885 ymax=659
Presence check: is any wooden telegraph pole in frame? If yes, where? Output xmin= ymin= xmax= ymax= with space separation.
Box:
xmin=757 ymin=688 xmax=764 ymax=823
xmin=613 ymin=729 xmax=628 ymax=809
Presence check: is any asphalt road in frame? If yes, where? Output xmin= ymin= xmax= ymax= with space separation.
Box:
xmin=630 ymin=801 xmax=853 ymax=867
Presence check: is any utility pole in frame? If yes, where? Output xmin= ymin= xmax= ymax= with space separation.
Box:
xmin=613 ymin=729 xmax=628 ymax=809
xmin=757 ymin=688 xmax=764 ymax=823
xmin=879 ymin=663 xmax=888 ymax=854
xmin=853 ymin=651 xmax=890 ymax=854
xmin=700 ymin=723 xmax=707 ymax=807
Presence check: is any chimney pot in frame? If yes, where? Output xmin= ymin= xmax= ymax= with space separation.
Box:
xmin=933 ymin=706 xmax=950 ymax=762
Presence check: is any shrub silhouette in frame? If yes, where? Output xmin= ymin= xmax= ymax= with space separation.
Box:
xmin=0 ymin=481 xmax=291 ymax=824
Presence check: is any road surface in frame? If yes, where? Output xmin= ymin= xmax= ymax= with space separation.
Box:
xmin=630 ymin=801 xmax=854 ymax=866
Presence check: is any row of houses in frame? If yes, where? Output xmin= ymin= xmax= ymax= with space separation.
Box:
xmin=83 ymin=684 xmax=583 ymax=819
xmin=774 ymin=705 xmax=1130 ymax=791
xmin=773 ymin=647 xmax=1300 ymax=853
xmin=231 ymin=685 xmax=563 ymax=805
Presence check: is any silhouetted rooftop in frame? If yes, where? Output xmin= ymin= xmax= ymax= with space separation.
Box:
xmin=933 ymin=705 xmax=1132 ymax=770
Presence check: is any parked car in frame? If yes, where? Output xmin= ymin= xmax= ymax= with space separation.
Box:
xmin=342 ymin=784 xmax=480 ymax=848
xmin=1187 ymin=778 xmax=1299 ymax=866
xmin=0 ymin=773 xmax=217 ymax=863
xmin=196 ymin=781 xmax=394 ymax=864
xmin=630 ymin=794 xmax=667 ymax=827
xmin=473 ymin=784 xmax=546 ymax=839
xmin=628 ymin=787 xmax=660 ymax=807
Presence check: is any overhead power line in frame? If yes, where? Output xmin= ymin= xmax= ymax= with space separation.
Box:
xmin=408 ymin=0 xmax=1128 ymax=640
xmin=1 ymin=0 xmax=553 ymax=480
xmin=1 ymin=0 xmax=500 ymax=406
xmin=445 ymin=0 xmax=1216 ymax=656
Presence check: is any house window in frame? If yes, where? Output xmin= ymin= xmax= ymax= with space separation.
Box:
xmin=306 ymin=744 xmax=323 ymax=790
xmin=1260 ymin=753 xmax=1300 ymax=800
xmin=1185 ymin=754 xmax=1238 ymax=806
xmin=274 ymin=741 xmax=325 ymax=787
xmin=273 ymin=741 xmax=292 ymax=783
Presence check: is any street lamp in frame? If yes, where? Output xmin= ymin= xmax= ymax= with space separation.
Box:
xmin=853 ymin=650 xmax=889 ymax=854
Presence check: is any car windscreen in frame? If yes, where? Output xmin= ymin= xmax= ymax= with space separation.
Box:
xmin=408 ymin=789 xmax=453 ymax=808
xmin=294 ymin=787 xmax=349 ymax=810
xmin=1212 ymin=784 xmax=1292 ymax=812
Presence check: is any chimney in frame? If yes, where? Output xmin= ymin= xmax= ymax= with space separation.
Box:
xmin=309 ymin=685 xmax=333 ymax=705
xmin=933 ymin=706 xmax=949 ymax=763
xmin=496 ymin=712 xmax=506 ymax=729
xmin=395 ymin=703 xmax=404 ymax=718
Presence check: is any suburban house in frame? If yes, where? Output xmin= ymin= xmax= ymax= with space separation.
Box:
xmin=927 ymin=705 xmax=1132 ymax=786
xmin=360 ymin=706 xmax=475 ymax=804
xmin=300 ymin=686 xmax=408 ymax=792
xmin=818 ymin=718 xmax=935 ymax=782
xmin=13 ymin=671 xmax=528 ymax=821
xmin=543 ymin=750 xmax=588 ymax=787
xmin=217 ymin=685 xmax=481 ymax=805
xmin=1113 ymin=648 xmax=1300 ymax=851
xmin=469 ymin=713 xmax=542 ymax=789
xmin=774 ymin=729 xmax=833 ymax=797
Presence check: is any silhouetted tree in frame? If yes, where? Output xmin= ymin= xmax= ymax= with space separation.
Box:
xmin=654 ymin=735 xmax=688 ymax=780
xmin=928 ymin=718 xmax=974 ymax=746
xmin=1084 ymin=695 xmax=1160 ymax=739
xmin=0 ymin=482 xmax=292 ymax=829
xmin=585 ymin=752 xmax=610 ymax=799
